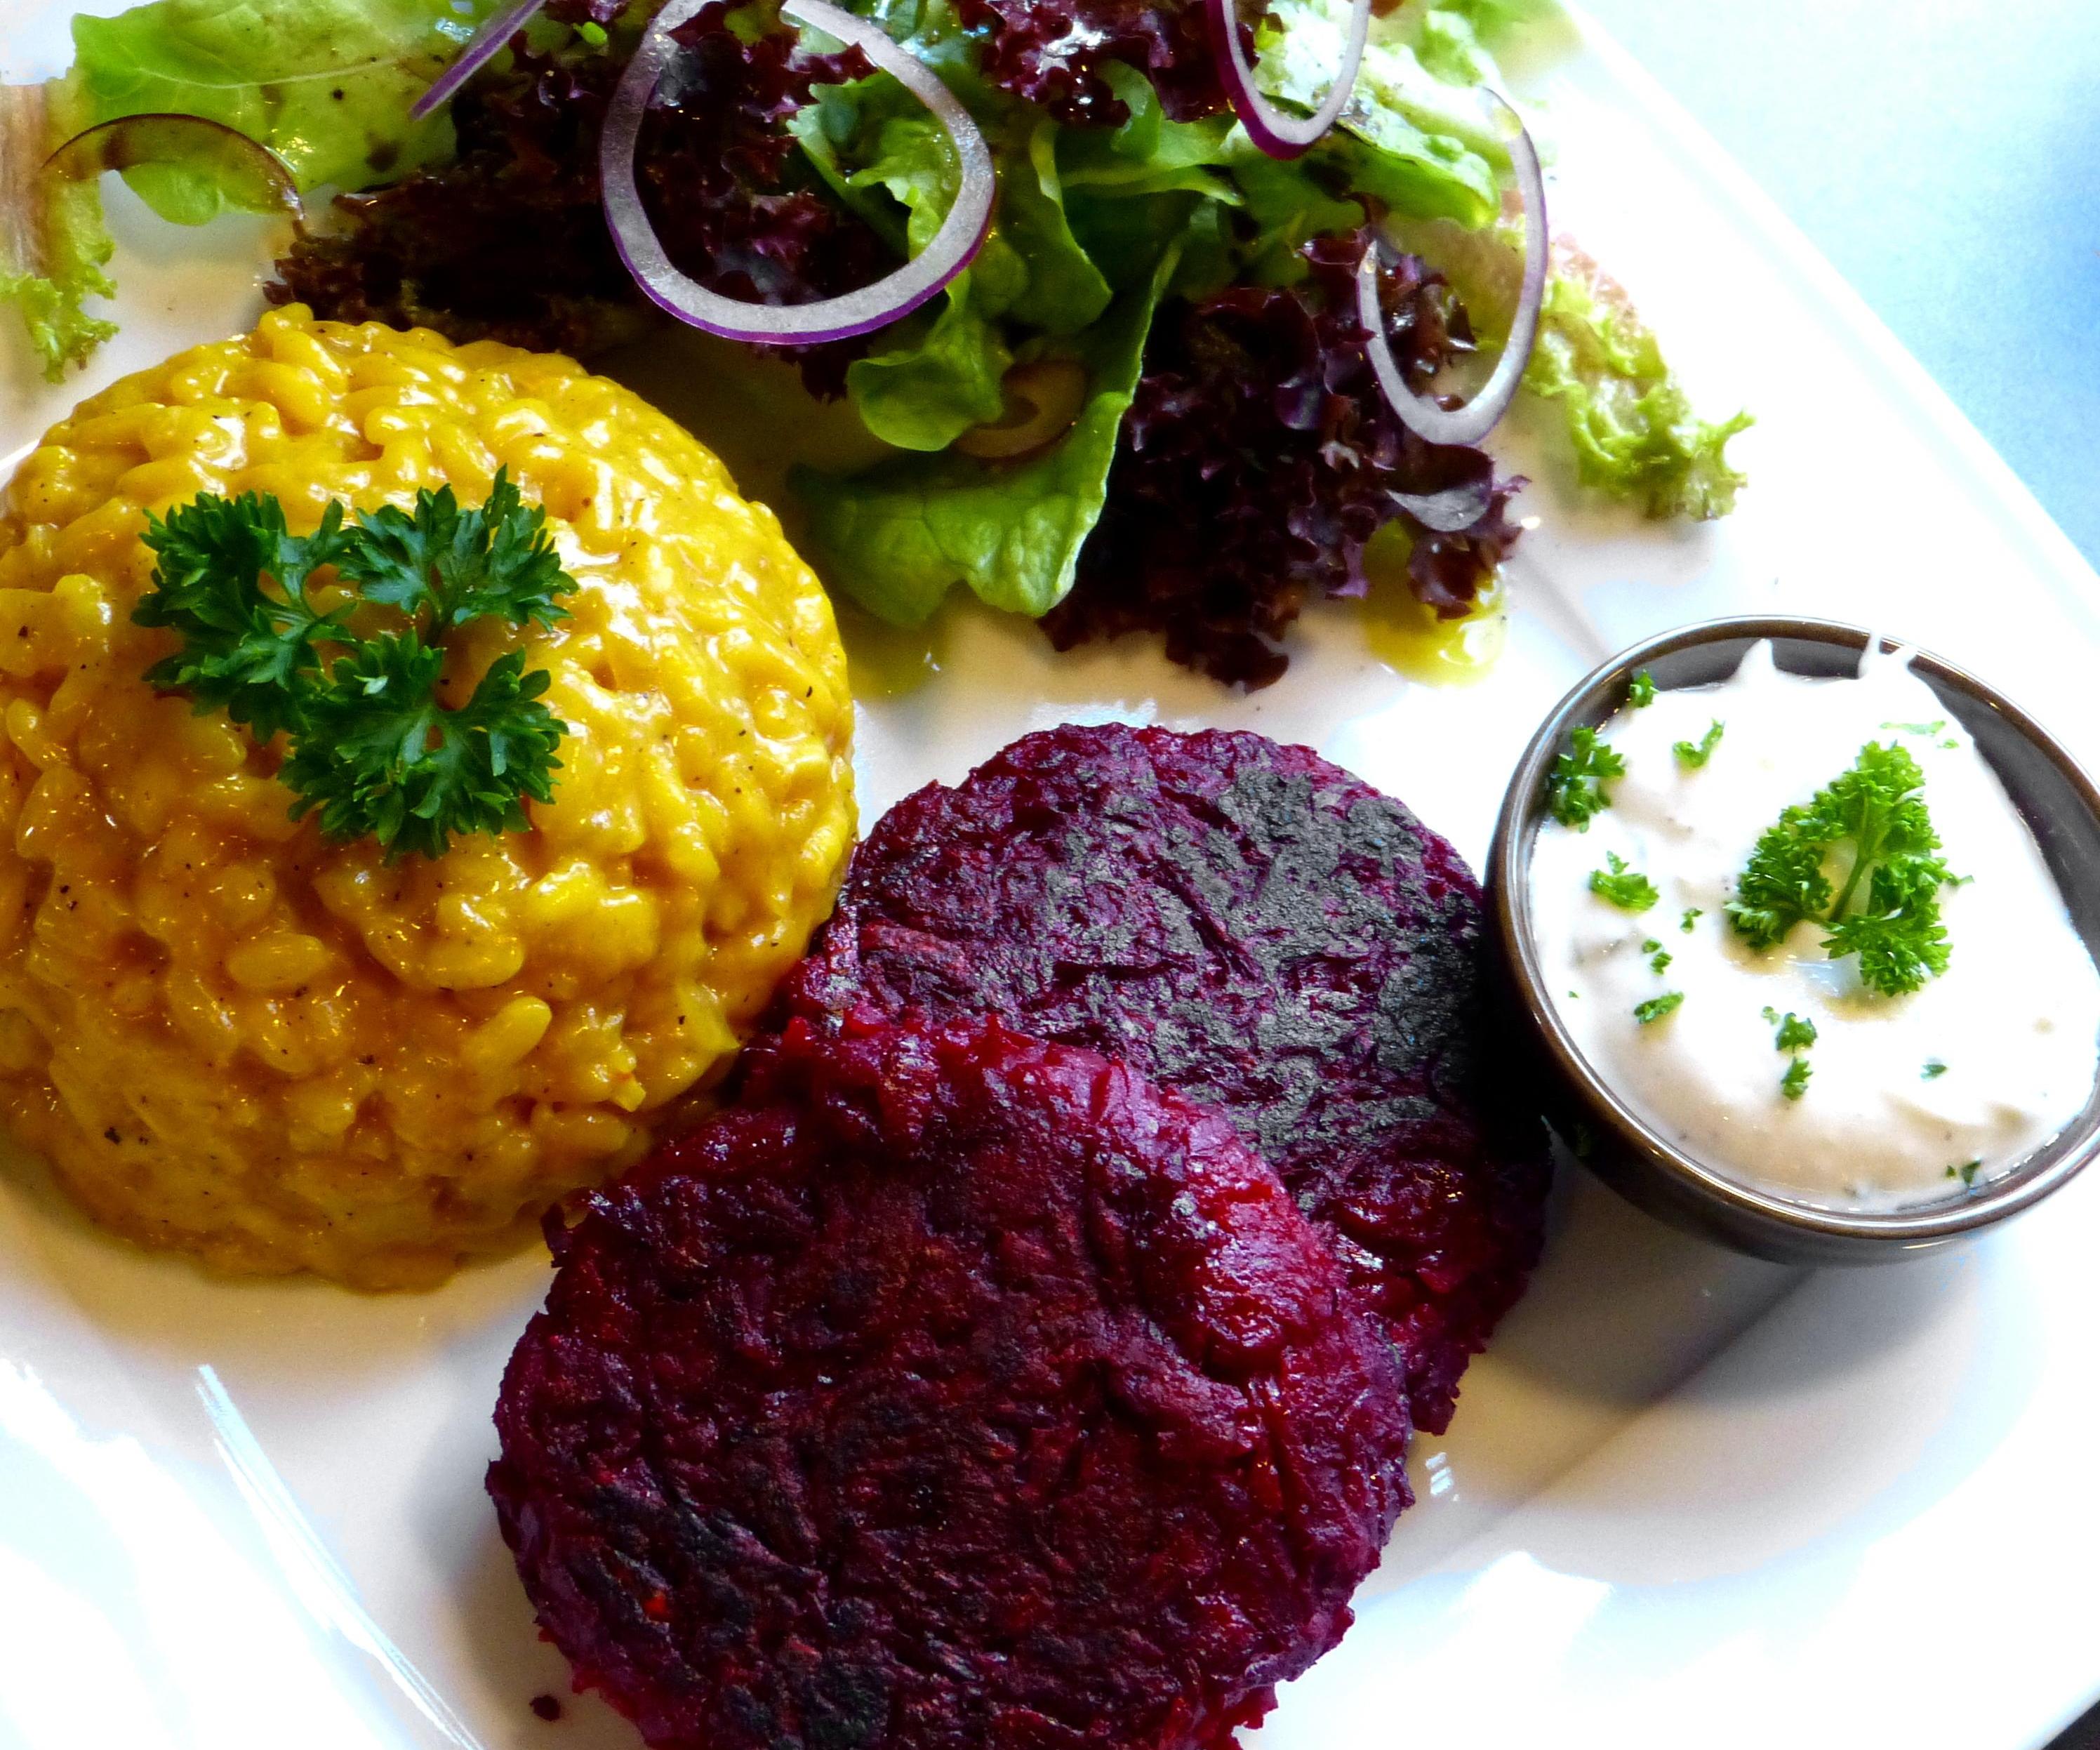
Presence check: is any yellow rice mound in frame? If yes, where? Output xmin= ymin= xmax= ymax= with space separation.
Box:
xmin=0 ymin=307 xmax=854 ymax=1287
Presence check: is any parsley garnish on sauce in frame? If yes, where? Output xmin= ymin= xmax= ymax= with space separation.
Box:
xmin=1590 ymin=852 xmax=1659 ymax=912
xmin=1673 ymin=720 xmax=1724 ymax=769
xmin=1946 ymin=1158 xmax=1981 ymax=1188
xmin=1680 ymin=907 xmax=1703 ymax=932
xmin=1725 ymin=741 xmax=1955 ymax=996
xmin=134 ymin=470 xmax=575 ymax=860
xmin=1771 ymin=1010 xmax=1816 ymax=1099
xmin=1923 ymin=1059 xmax=1948 ymax=1079
xmin=1772 ymin=1012 xmax=1817 ymax=1052
xmin=1547 ymin=727 xmax=1625 ymax=830
xmin=1628 ymin=670 xmax=1658 ymax=708
xmin=1633 ymin=992 xmax=1683 ymax=1025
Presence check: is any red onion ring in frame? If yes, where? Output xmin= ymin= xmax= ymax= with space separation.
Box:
xmin=599 ymin=0 xmax=995 ymax=346
xmin=1206 ymin=0 xmax=1371 ymax=161
xmin=1388 ymin=473 xmax=1495 ymax=533
xmin=409 ymin=0 xmax=547 ymax=122
xmin=1360 ymin=90 xmax=1546 ymax=448
xmin=44 ymin=113 xmax=303 ymax=220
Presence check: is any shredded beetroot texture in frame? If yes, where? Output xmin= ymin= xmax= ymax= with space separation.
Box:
xmin=268 ymin=1 xmax=879 ymax=390
xmin=1048 ymin=230 xmax=1527 ymax=689
xmin=952 ymin=0 xmax=1228 ymax=125
xmin=776 ymin=724 xmax=1551 ymax=1435
xmin=490 ymin=1015 xmax=1411 ymax=1750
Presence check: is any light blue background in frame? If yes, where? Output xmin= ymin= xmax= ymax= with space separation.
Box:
xmin=1581 ymin=0 xmax=2100 ymax=573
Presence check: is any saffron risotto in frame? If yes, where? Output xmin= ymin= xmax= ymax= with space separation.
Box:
xmin=0 ymin=308 xmax=855 ymax=1287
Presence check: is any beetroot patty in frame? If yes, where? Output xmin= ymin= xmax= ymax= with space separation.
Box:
xmin=489 ymin=1016 xmax=1411 ymax=1750
xmin=776 ymin=724 xmax=1550 ymax=1434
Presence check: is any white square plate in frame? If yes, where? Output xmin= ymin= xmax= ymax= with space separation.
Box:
xmin=2 ymin=7 xmax=2097 ymax=1749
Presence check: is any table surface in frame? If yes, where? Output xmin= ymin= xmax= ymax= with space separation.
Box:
xmin=1580 ymin=9 xmax=2100 ymax=1744
xmin=1581 ymin=0 xmax=2100 ymax=575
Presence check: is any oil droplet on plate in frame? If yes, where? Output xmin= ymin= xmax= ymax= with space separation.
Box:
xmin=1359 ymin=522 xmax=1506 ymax=684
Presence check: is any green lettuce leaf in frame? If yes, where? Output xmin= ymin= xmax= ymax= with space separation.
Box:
xmin=1222 ymin=144 xmax=1364 ymax=284
xmin=1398 ymin=212 xmax=1750 ymax=519
xmin=1385 ymin=1 xmax=1749 ymax=517
xmin=68 ymin=0 xmax=498 ymax=225
xmin=849 ymin=291 xmax=1014 ymax=452
xmin=1058 ymin=62 xmax=1238 ymax=204
xmin=1001 ymin=119 xmax=1112 ymax=332
xmin=1409 ymin=0 xmax=1569 ymax=83
xmin=798 ymin=21 xmax=1478 ymax=463
xmin=1063 ymin=187 xmax=1209 ymax=292
xmin=800 ymin=67 xmax=1113 ymax=451
xmin=1421 ymin=0 xmax=1567 ymax=53
xmin=1052 ymin=66 xmax=1235 ymax=293
xmin=1255 ymin=0 xmax=1510 ymax=226
xmin=6 ymin=0 xmax=501 ymax=376
xmin=1527 ymin=265 xmax=1753 ymax=520
xmin=817 ymin=83 xmax=1013 ymax=451
xmin=794 ymin=246 xmax=1175 ymax=624
xmin=1 ymin=78 xmax=117 ymax=381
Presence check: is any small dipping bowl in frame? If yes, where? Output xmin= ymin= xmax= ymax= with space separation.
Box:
xmin=1488 ymin=616 xmax=2100 ymax=1265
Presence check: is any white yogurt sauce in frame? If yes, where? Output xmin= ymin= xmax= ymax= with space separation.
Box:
xmin=1529 ymin=642 xmax=2100 ymax=1210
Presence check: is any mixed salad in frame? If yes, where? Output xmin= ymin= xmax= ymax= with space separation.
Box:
xmin=1 ymin=0 xmax=1748 ymax=684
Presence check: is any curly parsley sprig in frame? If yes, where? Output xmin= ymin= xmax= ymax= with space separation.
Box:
xmin=1546 ymin=727 xmax=1625 ymax=830
xmin=134 ymin=470 xmax=575 ymax=860
xmin=1726 ymin=741 xmax=1955 ymax=997
xmin=1673 ymin=720 xmax=1724 ymax=769
xmin=1589 ymin=852 xmax=1659 ymax=912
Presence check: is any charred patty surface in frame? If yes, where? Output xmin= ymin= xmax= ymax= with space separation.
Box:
xmin=776 ymin=724 xmax=1550 ymax=1433
xmin=489 ymin=1016 xmax=1411 ymax=1750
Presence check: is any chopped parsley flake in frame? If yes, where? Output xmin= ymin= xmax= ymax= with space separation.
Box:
xmin=1946 ymin=1158 xmax=1981 ymax=1188
xmin=1628 ymin=669 xmax=1658 ymax=708
xmin=1649 ymin=948 xmax=1672 ymax=974
xmin=1590 ymin=851 xmax=1659 ymax=912
xmin=1547 ymin=727 xmax=1626 ymax=830
xmin=1633 ymin=992 xmax=1684 ymax=1025
xmin=1673 ymin=720 xmax=1724 ymax=769
xmin=1773 ymin=1012 xmax=1817 ymax=1052
xmin=1680 ymin=907 xmax=1703 ymax=932
xmin=1726 ymin=741 xmax=1955 ymax=996
xmin=1923 ymin=1059 xmax=1948 ymax=1079
xmin=1779 ymin=1057 xmax=1812 ymax=1100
